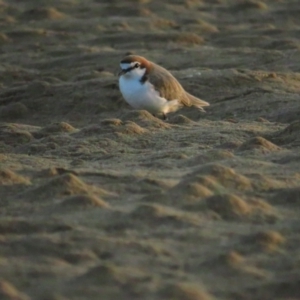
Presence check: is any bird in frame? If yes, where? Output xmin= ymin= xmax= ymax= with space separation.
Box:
xmin=118 ymin=55 xmax=209 ymax=119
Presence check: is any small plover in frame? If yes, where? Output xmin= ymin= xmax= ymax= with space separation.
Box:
xmin=118 ymin=55 xmax=209 ymax=119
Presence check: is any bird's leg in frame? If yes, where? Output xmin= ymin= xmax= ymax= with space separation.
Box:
xmin=152 ymin=113 xmax=168 ymax=121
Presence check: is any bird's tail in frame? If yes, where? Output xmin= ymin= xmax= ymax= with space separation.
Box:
xmin=186 ymin=92 xmax=209 ymax=112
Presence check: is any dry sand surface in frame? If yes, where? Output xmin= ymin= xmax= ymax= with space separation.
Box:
xmin=1 ymin=0 xmax=300 ymax=299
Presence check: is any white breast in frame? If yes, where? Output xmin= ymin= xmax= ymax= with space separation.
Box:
xmin=119 ymin=75 xmax=169 ymax=114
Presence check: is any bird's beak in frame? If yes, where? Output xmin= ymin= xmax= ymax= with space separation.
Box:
xmin=118 ymin=69 xmax=125 ymax=76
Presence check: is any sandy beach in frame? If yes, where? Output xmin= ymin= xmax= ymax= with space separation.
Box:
xmin=1 ymin=0 xmax=300 ymax=299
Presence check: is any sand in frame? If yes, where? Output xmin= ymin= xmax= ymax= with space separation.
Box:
xmin=0 ymin=0 xmax=300 ymax=299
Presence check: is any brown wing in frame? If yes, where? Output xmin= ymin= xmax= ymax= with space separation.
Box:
xmin=148 ymin=63 xmax=186 ymax=101
xmin=148 ymin=63 xmax=209 ymax=108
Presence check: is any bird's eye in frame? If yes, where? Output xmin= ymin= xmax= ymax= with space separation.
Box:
xmin=134 ymin=63 xmax=140 ymax=68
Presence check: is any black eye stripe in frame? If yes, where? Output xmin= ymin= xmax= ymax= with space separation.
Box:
xmin=122 ymin=63 xmax=142 ymax=73
xmin=123 ymin=66 xmax=134 ymax=73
